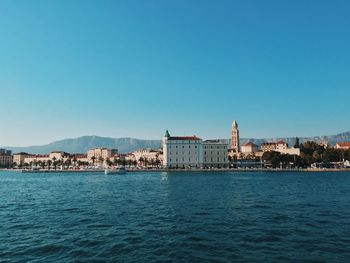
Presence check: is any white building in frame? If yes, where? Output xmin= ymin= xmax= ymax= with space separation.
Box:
xmin=336 ymin=142 xmax=350 ymax=150
xmin=203 ymin=140 xmax=228 ymax=168
xmin=241 ymin=142 xmax=259 ymax=153
xmin=49 ymin=151 xmax=70 ymax=161
xmin=13 ymin=152 xmax=31 ymax=166
xmin=163 ymin=130 xmax=203 ymax=168
xmin=23 ymin=154 xmax=50 ymax=164
xmin=261 ymin=141 xmax=300 ymax=156
xmin=87 ymin=148 xmax=118 ymax=163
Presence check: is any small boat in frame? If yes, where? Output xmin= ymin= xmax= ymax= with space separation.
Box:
xmin=104 ymin=167 xmax=127 ymax=175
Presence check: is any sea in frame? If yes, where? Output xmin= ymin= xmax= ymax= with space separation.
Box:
xmin=1 ymin=171 xmax=350 ymax=262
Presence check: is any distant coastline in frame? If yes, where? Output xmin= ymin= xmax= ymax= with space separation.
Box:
xmin=2 ymin=168 xmax=350 ymax=174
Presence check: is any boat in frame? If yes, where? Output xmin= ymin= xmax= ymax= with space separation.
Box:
xmin=104 ymin=167 xmax=127 ymax=175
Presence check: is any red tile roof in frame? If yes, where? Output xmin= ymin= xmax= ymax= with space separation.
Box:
xmin=168 ymin=136 xmax=201 ymax=141
xmin=337 ymin=142 xmax=350 ymax=147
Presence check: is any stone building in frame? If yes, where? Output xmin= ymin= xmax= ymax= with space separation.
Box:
xmin=203 ymin=140 xmax=229 ymax=168
xmin=163 ymin=130 xmax=203 ymax=168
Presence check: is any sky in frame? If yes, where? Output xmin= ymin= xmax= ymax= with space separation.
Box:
xmin=1 ymin=0 xmax=350 ymax=146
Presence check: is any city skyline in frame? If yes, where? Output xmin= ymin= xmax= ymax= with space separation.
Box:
xmin=2 ymin=0 xmax=350 ymax=146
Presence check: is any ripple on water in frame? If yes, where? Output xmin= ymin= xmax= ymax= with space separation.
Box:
xmin=0 ymin=171 xmax=350 ymax=262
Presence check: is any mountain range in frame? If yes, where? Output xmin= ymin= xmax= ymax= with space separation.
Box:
xmin=2 ymin=131 xmax=350 ymax=154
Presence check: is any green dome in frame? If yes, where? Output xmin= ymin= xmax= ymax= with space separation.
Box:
xmin=164 ymin=130 xmax=170 ymax=138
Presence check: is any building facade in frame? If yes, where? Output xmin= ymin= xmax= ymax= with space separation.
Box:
xmin=163 ymin=130 xmax=203 ymax=168
xmin=13 ymin=152 xmax=31 ymax=166
xmin=261 ymin=141 xmax=300 ymax=156
xmin=336 ymin=142 xmax=350 ymax=150
xmin=261 ymin=141 xmax=288 ymax=152
xmin=87 ymin=148 xmax=117 ymax=163
xmin=0 ymin=149 xmax=12 ymax=168
xmin=241 ymin=142 xmax=259 ymax=153
xmin=203 ymin=140 xmax=229 ymax=168
xmin=231 ymin=120 xmax=240 ymax=152
xmin=49 ymin=151 xmax=70 ymax=161
xmin=23 ymin=154 xmax=50 ymax=165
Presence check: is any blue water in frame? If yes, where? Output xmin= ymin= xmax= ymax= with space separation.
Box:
xmin=0 ymin=171 xmax=350 ymax=262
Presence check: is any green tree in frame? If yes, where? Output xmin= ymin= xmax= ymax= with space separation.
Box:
xmin=294 ymin=137 xmax=300 ymax=148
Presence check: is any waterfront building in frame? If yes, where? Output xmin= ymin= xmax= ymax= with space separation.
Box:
xmin=163 ymin=130 xmax=203 ymax=168
xmin=133 ymin=148 xmax=162 ymax=166
xmin=241 ymin=142 xmax=259 ymax=153
xmin=0 ymin=149 xmax=12 ymax=168
xmin=231 ymin=120 xmax=240 ymax=152
xmin=261 ymin=140 xmax=288 ymax=152
xmin=203 ymin=140 xmax=229 ymax=168
xmin=336 ymin=142 xmax=350 ymax=150
xmin=13 ymin=152 xmax=31 ymax=166
xmin=87 ymin=148 xmax=117 ymax=163
xmin=23 ymin=154 xmax=50 ymax=165
xmin=49 ymin=151 xmax=70 ymax=161
xmin=261 ymin=141 xmax=300 ymax=156
xmin=70 ymin=154 xmax=89 ymax=164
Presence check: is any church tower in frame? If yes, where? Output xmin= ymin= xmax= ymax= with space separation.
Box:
xmin=231 ymin=120 xmax=240 ymax=152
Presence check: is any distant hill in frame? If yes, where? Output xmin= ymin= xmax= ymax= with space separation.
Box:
xmin=2 ymin=131 xmax=350 ymax=154
xmin=240 ymin=131 xmax=350 ymax=147
xmin=3 ymin=136 xmax=162 ymax=154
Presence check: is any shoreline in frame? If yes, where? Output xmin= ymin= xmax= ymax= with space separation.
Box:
xmin=1 ymin=168 xmax=350 ymax=173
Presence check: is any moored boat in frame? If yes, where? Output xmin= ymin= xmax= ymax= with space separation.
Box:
xmin=104 ymin=167 xmax=127 ymax=175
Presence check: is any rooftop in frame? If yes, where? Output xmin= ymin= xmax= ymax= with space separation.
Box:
xmin=168 ymin=136 xmax=202 ymax=141
xmin=337 ymin=142 xmax=350 ymax=147
xmin=242 ymin=142 xmax=258 ymax=147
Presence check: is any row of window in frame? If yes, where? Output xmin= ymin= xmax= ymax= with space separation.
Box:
xmin=169 ymin=145 xmax=198 ymax=149
xmin=204 ymin=151 xmax=226 ymax=155
xmin=169 ymin=158 xmax=194 ymax=162
xmin=203 ymin=146 xmax=227 ymax=149
xmin=204 ymin=157 xmax=227 ymax=162
xmin=169 ymin=151 xmax=198 ymax=155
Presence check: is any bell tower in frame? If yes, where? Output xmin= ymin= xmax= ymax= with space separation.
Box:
xmin=231 ymin=120 xmax=240 ymax=152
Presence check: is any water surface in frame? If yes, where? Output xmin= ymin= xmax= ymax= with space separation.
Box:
xmin=1 ymin=171 xmax=350 ymax=262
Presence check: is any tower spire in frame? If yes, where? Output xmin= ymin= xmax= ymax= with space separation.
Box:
xmin=231 ymin=120 xmax=240 ymax=152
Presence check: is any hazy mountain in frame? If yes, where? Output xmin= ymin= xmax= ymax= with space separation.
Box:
xmin=240 ymin=131 xmax=350 ymax=147
xmin=2 ymin=131 xmax=350 ymax=154
xmin=3 ymin=136 xmax=162 ymax=154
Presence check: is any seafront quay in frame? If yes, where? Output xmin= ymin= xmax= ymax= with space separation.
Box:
xmin=2 ymin=167 xmax=350 ymax=174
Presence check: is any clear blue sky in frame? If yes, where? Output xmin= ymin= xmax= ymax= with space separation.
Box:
xmin=1 ymin=0 xmax=349 ymax=146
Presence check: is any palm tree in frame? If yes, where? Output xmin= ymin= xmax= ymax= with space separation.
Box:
xmin=106 ymin=158 xmax=112 ymax=167
xmin=91 ymin=156 xmax=96 ymax=166
xmin=47 ymin=160 xmax=52 ymax=170
xmin=52 ymin=156 xmax=57 ymax=170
